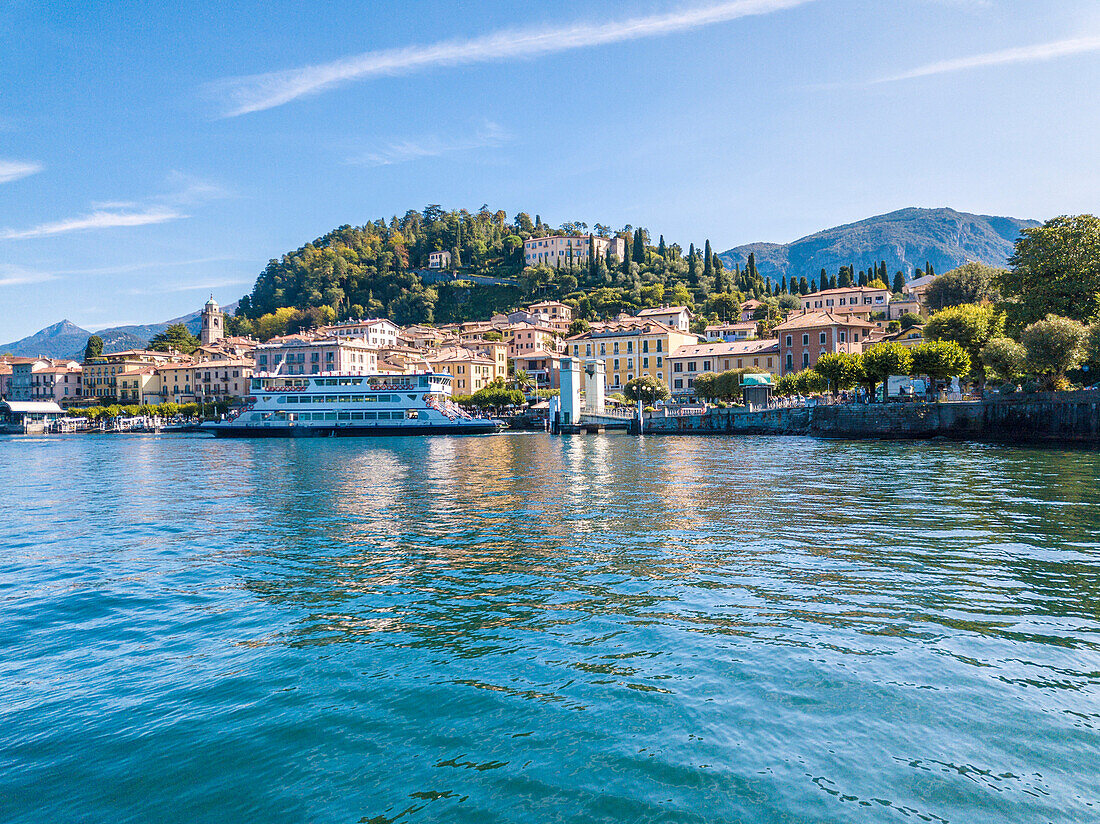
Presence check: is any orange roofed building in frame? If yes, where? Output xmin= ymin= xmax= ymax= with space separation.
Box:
xmin=774 ymin=311 xmax=876 ymax=375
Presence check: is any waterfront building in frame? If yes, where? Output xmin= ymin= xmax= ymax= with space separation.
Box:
xmin=116 ymin=366 xmax=160 ymax=404
xmin=523 ymin=235 xmax=625 ymax=268
xmin=399 ymin=325 xmax=449 ymax=351
xmin=668 ymin=340 xmax=780 ymax=397
xmin=774 ymin=312 xmax=876 ymax=375
xmin=0 ymin=362 xmax=10 ymax=399
xmin=8 ymin=358 xmax=83 ymax=404
xmin=801 ymin=286 xmax=889 ymax=320
xmin=320 ymin=319 xmax=400 ymax=349
xmin=426 ymin=346 xmax=497 ymax=393
xmin=82 ymin=350 xmax=178 ymax=401
xmin=253 ymin=334 xmax=378 ymax=376
xmin=200 ymin=295 xmax=225 ymax=346
xmin=193 ymin=335 xmax=257 ymax=363
xmin=568 ymin=319 xmax=697 ymax=392
xmin=704 ymin=321 xmax=758 ymax=342
xmin=147 ymin=359 xmax=254 ymax=404
xmin=513 ymin=348 xmax=563 ymax=390
xmin=428 ymin=250 xmax=452 ymax=269
xmin=637 ymin=305 xmax=692 ymax=333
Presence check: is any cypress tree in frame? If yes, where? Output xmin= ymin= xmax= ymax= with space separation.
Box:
xmin=828 ymin=274 xmax=837 ymax=290
xmin=589 ymin=235 xmax=597 ymax=280
xmin=858 ymin=270 xmax=868 ymax=287
xmin=799 ymin=276 xmax=808 ymax=294
xmin=780 ymin=275 xmax=787 ymax=293
xmin=892 ymin=271 xmax=905 ymax=294
xmin=633 ymin=228 xmax=645 ymax=264
xmin=658 ymin=235 xmax=667 ymax=259
xmin=535 ymin=214 xmax=541 ymax=229
xmin=622 ymin=236 xmax=632 ymax=277
xmin=747 ymin=251 xmax=758 ymax=281
xmin=703 ymin=240 xmax=714 ymax=283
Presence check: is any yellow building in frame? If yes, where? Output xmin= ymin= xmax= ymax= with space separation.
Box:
xmin=427 ymin=347 xmax=497 ymax=394
xmin=567 ymin=319 xmax=697 ymax=391
xmin=82 ymin=350 xmax=178 ymax=401
xmin=115 ymin=366 xmax=162 ymax=403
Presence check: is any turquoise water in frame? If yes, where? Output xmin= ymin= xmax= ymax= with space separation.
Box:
xmin=2 ymin=433 xmax=1099 ymax=823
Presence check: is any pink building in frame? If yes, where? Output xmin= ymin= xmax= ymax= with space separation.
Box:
xmin=254 ymin=334 xmax=378 ymax=376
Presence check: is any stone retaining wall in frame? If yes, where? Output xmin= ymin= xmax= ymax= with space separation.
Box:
xmin=634 ymin=391 xmax=1100 ymax=445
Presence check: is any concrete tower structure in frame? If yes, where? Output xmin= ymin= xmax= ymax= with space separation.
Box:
xmin=200 ymin=295 xmax=225 ymax=346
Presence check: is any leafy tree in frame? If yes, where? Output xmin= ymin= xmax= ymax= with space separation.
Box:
xmin=859 ymin=342 xmax=913 ymax=397
xmin=706 ymin=292 xmax=741 ymax=322
xmin=1001 ymin=214 xmax=1100 ymax=329
xmin=469 ymin=384 xmax=525 ymax=411
xmin=83 ymin=335 xmax=103 ymax=361
xmin=1087 ymin=324 xmax=1100 ymax=365
xmin=776 ymin=293 xmax=801 ymax=312
xmin=924 ymin=262 xmax=1003 ymax=312
xmin=623 ymin=375 xmax=670 ymax=405
xmin=149 ymin=323 xmax=200 ymax=354
xmin=568 ymin=318 xmax=591 ymax=336
xmin=924 ymin=303 xmax=1005 ymax=387
xmin=899 ymin=312 xmax=924 ymax=330
xmin=693 ymin=372 xmax=719 ymax=402
xmin=980 ymin=337 xmax=1027 ymax=382
xmin=794 ymin=369 xmax=828 ymax=394
xmin=1020 ymin=314 xmax=1088 ymax=389
xmin=909 ymin=341 xmax=971 ymax=383
xmin=814 ymin=352 xmax=860 ymax=392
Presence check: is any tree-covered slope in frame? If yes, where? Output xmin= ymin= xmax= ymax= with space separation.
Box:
xmin=719 ymin=208 xmax=1039 ymax=280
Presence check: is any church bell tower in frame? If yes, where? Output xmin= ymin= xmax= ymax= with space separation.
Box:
xmin=201 ymin=295 xmax=224 ymax=346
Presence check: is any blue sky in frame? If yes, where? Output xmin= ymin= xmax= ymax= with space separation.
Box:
xmin=1 ymin=0 xmax=1098 ymax=341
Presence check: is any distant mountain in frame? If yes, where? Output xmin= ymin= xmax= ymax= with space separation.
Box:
xmin=1 ymin=301 xmax=237 ymax=360
xmin=718 ymin=207 xmax=1040 ymax=282
xmin=0 ymin=320 xmax=94 ymax=359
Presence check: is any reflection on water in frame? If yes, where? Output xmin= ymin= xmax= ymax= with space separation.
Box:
xmin=2 ymin=433 xmax=1100 ymax=824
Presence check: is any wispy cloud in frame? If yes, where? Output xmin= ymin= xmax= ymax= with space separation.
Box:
xmin=0 ymin=159 xmax=42 ymax=184
xmin=872 ymin=34 xmax=1100 ymax=83
xmin=349 ymin=121 xmax=510 ymax=167
xmin=209 ymin=0 xmax=814 ymax=116
xmin=0 ymin=265 xmax=54 ymax=287
xmin=0 ymin=207 xmax=184 ymax=241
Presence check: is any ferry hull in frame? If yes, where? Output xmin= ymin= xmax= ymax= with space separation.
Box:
xmin=205 ymin=421 xmax=502 ymax=438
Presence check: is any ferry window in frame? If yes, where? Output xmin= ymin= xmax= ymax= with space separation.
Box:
xmin=325 ymin=412 xmax=337 ymax=420
xmin=364 ymin=412 xmax=377 ymax=420
xmin=338 ymin=412 xmax=351 ymax=420
xmin=312 ymin=413 xmax=325 ymax=420
xmin=277 ymin=396 xmax=286 ymax=403
xmin=287 ymin=396 xmax=298 ymax=403
xmin=338 ymin=395 xmax=351 ymax=403
xmin=377 ymin=412 xmax=391 ymax=420
xmin=351 ymin=412 xmax=364 ymax=420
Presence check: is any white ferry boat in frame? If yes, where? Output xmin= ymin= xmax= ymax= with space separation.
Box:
xmin=205 ymin=372 xmax=503 ymax=437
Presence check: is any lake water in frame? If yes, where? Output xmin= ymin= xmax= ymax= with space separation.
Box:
xmin=2 ymin=432 xmax=1099 ymax=823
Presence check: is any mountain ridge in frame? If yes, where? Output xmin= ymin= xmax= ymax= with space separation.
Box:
xmin=718 ymin=207 xmax=1039 ymax=281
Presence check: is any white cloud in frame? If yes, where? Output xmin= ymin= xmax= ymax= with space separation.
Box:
xmin=873 ymin=34 xmax=1100 ymax=83
xmin=210 ymin=0 xmax=814 ymax=116
xmin=0 ymin=265 xmax=54 ymax=287
xmin=0 ymin=207 xmax=184 ymax=241
xmin=349 ymin=121 xmax=510 ymax=167
xmin=0 ymin=159 xmax=42 ymax=184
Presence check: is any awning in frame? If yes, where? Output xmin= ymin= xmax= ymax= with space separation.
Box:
xmin=0 ymin=401 xmax=65 ymax=414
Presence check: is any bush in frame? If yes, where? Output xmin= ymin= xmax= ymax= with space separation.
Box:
xmin=997 ymin=381 xmax=1018 ymax=395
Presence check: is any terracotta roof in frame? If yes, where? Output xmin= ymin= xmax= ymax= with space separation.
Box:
xmin=774 ymin=311 xmax=876 ymax=331
xmin=671 ymin=340 xmax=778 ymax=359
xmin=637 ymin=305 xmax=689 ymax=317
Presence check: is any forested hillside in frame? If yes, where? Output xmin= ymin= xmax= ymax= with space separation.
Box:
xmin=232 ymin=205 xmax=909 ymax=339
